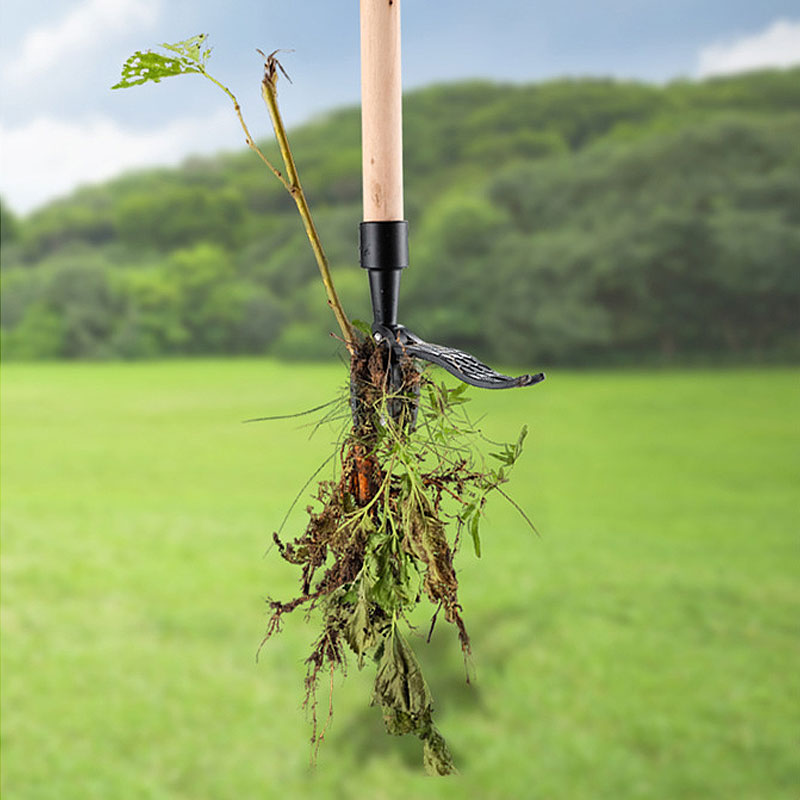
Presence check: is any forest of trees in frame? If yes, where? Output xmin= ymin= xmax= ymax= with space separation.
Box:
xmin=1 ymin=68 xmax=798 ymax=365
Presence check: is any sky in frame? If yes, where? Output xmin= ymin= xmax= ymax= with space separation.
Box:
xmin=1 ymin=0 xmax=799 ymax=215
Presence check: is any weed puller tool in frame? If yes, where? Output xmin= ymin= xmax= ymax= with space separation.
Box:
xmin=359 ymin=0 xmax=545 ymax=391
xmin=113 ymin=20 xmax=544 ymax=777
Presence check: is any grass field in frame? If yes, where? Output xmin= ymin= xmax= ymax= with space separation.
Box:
xmin=1 ymin=360 xmax=798 ymax=799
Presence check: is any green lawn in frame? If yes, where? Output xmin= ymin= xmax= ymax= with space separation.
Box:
xmin=2 ymin=360 xmax=798 ymax=799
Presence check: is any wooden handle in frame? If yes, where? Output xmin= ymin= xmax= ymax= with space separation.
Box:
xmin=360 ymin=0 xmax=403 ymax=221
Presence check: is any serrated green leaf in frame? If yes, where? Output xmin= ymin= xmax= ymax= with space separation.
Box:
xmin=112 ymin=50 xmax=199 ymax=89
xmin=112 ymin=35 xmax=210 ymax=90
xmin=364 ymin=534 xmax=414 ymax=612
xmin=161 ymin=34 xmax=210 ymax=66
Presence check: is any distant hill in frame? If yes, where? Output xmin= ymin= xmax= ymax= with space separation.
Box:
xmin=2 ymin=69 xmax=799 ymax=363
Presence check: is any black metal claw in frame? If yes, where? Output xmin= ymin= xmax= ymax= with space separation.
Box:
xmin=398 ymin=329 xmax=544 ymax=389
xmin=374 ymin=325 xmax=544 ymax=389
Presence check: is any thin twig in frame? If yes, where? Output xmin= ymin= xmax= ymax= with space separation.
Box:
xmin=492 ymin=485 xmax=540 ymax=536
xmin=274 ymin=452 xmax=336 ymax=540
xmin=201 ymin=69 xmax=289 ymax=189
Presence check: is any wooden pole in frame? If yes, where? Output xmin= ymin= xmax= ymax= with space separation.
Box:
xmin=360 ymin=0 xmax=404 ymax=221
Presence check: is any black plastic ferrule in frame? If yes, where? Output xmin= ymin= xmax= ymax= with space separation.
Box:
xmin=359 ymin=221 xmax=409 ymax=270
xmin=360 ymin=221 xmax=409 ymax=329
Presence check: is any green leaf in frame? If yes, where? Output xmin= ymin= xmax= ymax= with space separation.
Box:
xmin=515 ymin=425 xmax=528 ymax=460
xmin=445 ymin=382 xmax=470 ymax=406
xmin=488 ymin=447 xmax=513 ymax=466
xmin=489 ymin=425 xmax=529 ymax=467
xmin=426 ymin=384 xmax=443 ymax=415
xmin=461 ymin=499 xmax=477 ymax=517
xmin=160 ymin=34 xmax=211 ymax=65
xmin=469 ymin=513 xmax=481 ymax=558
xmin=111 ymin=35 xmax=209 ymax=90
xmin=351 ymin=318 xmax=372 ymax=337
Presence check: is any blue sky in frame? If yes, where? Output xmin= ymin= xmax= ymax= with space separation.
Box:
xmin=1 ymin=0 xmax=799 ymax=214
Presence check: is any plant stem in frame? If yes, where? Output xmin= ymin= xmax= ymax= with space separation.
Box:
xmin=202 ymin=70 xmax=290 ymax=190
xmin=260 ymin=60 xmax=354 ymax=351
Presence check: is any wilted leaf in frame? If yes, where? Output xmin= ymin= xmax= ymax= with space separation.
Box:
xmin=423 ymin=725 xmax=458 ymax=776
xmin=372 ymin=630 xmax=433 ymax=719
xmin=371 ymin=630 xmax=457 ymax=774
xmin=344 ymin=580 xmax=375 ymax=668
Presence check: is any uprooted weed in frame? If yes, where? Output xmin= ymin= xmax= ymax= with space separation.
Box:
xmin=261 ymin=333 xmax=531 ymax=775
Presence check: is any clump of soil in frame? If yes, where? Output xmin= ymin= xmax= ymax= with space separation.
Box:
xmin=262 ymin=333 xmax=528 ymax=775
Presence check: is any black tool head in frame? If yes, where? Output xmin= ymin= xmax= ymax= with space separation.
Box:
xmin=360 ymin=222 xmax=544 ymax=391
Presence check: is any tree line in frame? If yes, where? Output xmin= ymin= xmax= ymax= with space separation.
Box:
xmin=1 ymin=68 xmax=798 ymax=365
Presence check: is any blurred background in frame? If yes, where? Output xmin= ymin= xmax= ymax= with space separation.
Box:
xmin=1 ymin=0 xmax=799 ymax=362
xmin=1 ymin=2 xmax=798 ymax=798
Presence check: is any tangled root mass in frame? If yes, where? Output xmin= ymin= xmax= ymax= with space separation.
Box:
xmin=262 ymin=334 xmax=529 ymax=775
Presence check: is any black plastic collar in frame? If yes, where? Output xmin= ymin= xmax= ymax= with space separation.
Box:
xmin=359 ymin=221 xmax=409 ymax=270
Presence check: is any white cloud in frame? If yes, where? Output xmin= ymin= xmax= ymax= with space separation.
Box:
xmin=697 ymin=19 xmax=800 ymax=78
xmin=0 ymin=108 xmax=243 ymax=214
xmin=4 ymin=0 xmax=160 ymax=83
